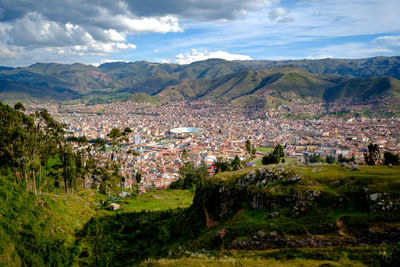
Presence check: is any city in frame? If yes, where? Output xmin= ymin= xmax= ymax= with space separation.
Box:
xmin=26 ymin=100 xmax=400 ymax=192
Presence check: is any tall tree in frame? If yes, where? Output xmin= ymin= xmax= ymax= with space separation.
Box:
xmin=364 ymin=143 xmax=380 ymax=165
xmin=231 ymin=155 xmax=241 ymax=170
xmin=245 ymin=139 xmax=256 ymax=158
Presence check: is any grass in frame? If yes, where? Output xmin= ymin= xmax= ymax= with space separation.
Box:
xmin=116 ymin=189 xmax=194 ymax=213
xmin=2 ymin=164 xmax=399 ymax=266
xmin=140 ymin=257 xmax=365 ymax=267
xmin=253 ymin=157 xmax=298 ymax=165
xmin=256 ymin=147 xmax=274 ymax=152
xmin=194 ymin=164 xmax=400 ymax=253
xmin=0 ymin=179 xmax=106 ymax=266
xmin=214 ymin=164 xmax=400 ymax=183
xmin=129 ymin=92 xmax=160 ymax=104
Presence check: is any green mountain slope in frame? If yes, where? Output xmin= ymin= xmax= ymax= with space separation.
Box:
xmin=239 ymin=56 xmax=400 ymax=79
xmin=129 ymin=92 xmax=160 ymax=104
xmin=0 ymin=79 xmax=81 ymax=103
xmin=323 ymin=77 xmax=400 ymax=104
xmin=157 ymin=68 xmax=343 ymax=103
xmin=0 ymin=56 xmax=400 ymax=104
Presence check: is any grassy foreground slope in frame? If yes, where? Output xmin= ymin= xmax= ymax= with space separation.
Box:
xmin=193 ymin=165 xmax=400 ymax=247
xmin=0 ymin=180 xmax=194 ymax=266
xmin=0 ymin=179 xmax=104 ymax=266
xmin=117 ymin=189 xmax=194 ymax=213
xmin=1 ymin=165 xmax=399 ymax=266
xmin=75 ymin=165 xmax=400 ymax=266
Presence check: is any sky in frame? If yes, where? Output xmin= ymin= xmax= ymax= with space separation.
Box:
xmin=0 ymin=0 xmax=399 ymax=67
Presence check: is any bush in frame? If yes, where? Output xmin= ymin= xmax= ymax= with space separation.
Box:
xmin=326 ymin=155 xmax=336 ymax=164
xmin=169 ymin=162 xmax=208 ymax=190
xmin=262 ymin=153 xmax=280 ymax=164
xmin=306 ymin=153 xmax=323 ymax=163
xmin=384 ymin=152 xmax=400 ymax=165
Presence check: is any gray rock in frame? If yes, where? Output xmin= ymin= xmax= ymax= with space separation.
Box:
xmin=257 ymin=231 xmax=266 ymax=238
xmin=350 ymin=164 xmax=360 ymax=171
xmin=370 ymin=193 xmax=382 ymax=201
xmin=109 ymin=203 xmax=120 ymax=210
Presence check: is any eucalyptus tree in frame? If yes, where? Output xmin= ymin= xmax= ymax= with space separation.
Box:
xmin=107 ymin=127 xmax=132 ymax=195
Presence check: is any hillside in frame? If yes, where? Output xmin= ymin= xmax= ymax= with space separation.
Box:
xmin=157 ymin=68 xmax=400 ymax=106
xmin=0 ymin=179 xmax=102 ymax=266
xmin=1 ymin=165 xmax=400 ymax=266
xmin=239 ymin=56 xmax=400 ymax=79
xmin=0 ymin=56 xmax=399 ymax=104
xmin=324 ymin=77 xmax=400 ymax=104
xmin=77 ymin=165 xmax=400 ymax=266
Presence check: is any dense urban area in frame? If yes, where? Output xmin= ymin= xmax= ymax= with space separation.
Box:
xmin=25 ymin=100 xmax=400 ymax=193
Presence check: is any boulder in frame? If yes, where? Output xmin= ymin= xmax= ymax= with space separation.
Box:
xmin=350 ymin=164 xmax=359 ymax=171
xmin=109 ymin=203 xmax=120 ymax=210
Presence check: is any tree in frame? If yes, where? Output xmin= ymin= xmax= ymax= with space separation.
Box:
xmin=262 ymin=153 xmax=280 ymax=164
xmin=364 ymin=143 xmax=380 ymax=165
xmin=338 ymin=154 xmax=355 ymax=163
xmin=384 ymin=152 xmax=399 ymax=165
xmin=170 ymin=162 xmax=208 ymax=189
xmin=135 ymin=171 xmax=142 ymax=184
xmin=306 ymin=153 xmax=323 ymax=163
xmin=245 ymin=139 xmax=256 ymax=158
xmin=215 ymin=157 xmax=229 ymax=173
xmin=107 ymin=127 xmax=131 ymax=194
xmin=245 ymin=140 xmax=252 ymax=154
xmin=231 ymin=155 xmax=241 ymax=171
xmin=0 ymin=101 xmax=112 ymax=194
xmin=182 ymin=149 xmax=188 ymax=160
xmin=262 ymin=144 xmax=284 ymax=165
xmin=14 ymin=102 xmax=25 ymax=111
xmin=61 ymin=145 xmax=77 ymax=193
xmin=273 ymin=144 xmax=285 ymax=158
xmin=326 ymin=155 xmax=336 ymax=164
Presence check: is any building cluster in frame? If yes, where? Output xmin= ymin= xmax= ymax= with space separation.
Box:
xmin=26 ymin=100 xmax=400 ymax=192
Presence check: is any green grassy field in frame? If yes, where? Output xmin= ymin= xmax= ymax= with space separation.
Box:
xmin=141 ymin=257 xmax=365 ymax=267
xmin=116 ymin=189 xmax=194 ymax=213
xmin=256 ymin=146 xmax=274 ymax=152
xmin=253 ymin=156 xmax=298 ymax=165
xmin=214 ymin=163 xmax=400 ymax=182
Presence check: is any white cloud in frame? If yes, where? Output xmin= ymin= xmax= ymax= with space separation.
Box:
xmin=307 ymin=43 xmax=392 ymax=59
xmin=119 ymin=15 xmax=183 ymax=34
xmin=165 ymin=49 xmax=252 ymax=64
xmin=268 ymin=7 xmax=288 ymax=20
xmin=0 ymin=6 xmax=183 ymax=61
xmin=0 ymin=44 xmax=20 ymax=58
xmin=0 ymin=11 xmax=139 ymax=59
xmin=372 ymin=35 xmax=400 ymax=47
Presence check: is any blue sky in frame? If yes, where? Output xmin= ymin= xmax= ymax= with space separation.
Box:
xmin=0 ymin=0 xmax=399 ymax=66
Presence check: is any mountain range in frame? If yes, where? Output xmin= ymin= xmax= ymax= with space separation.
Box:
xmin=0 ymin=56 xmax=399 ymax=107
